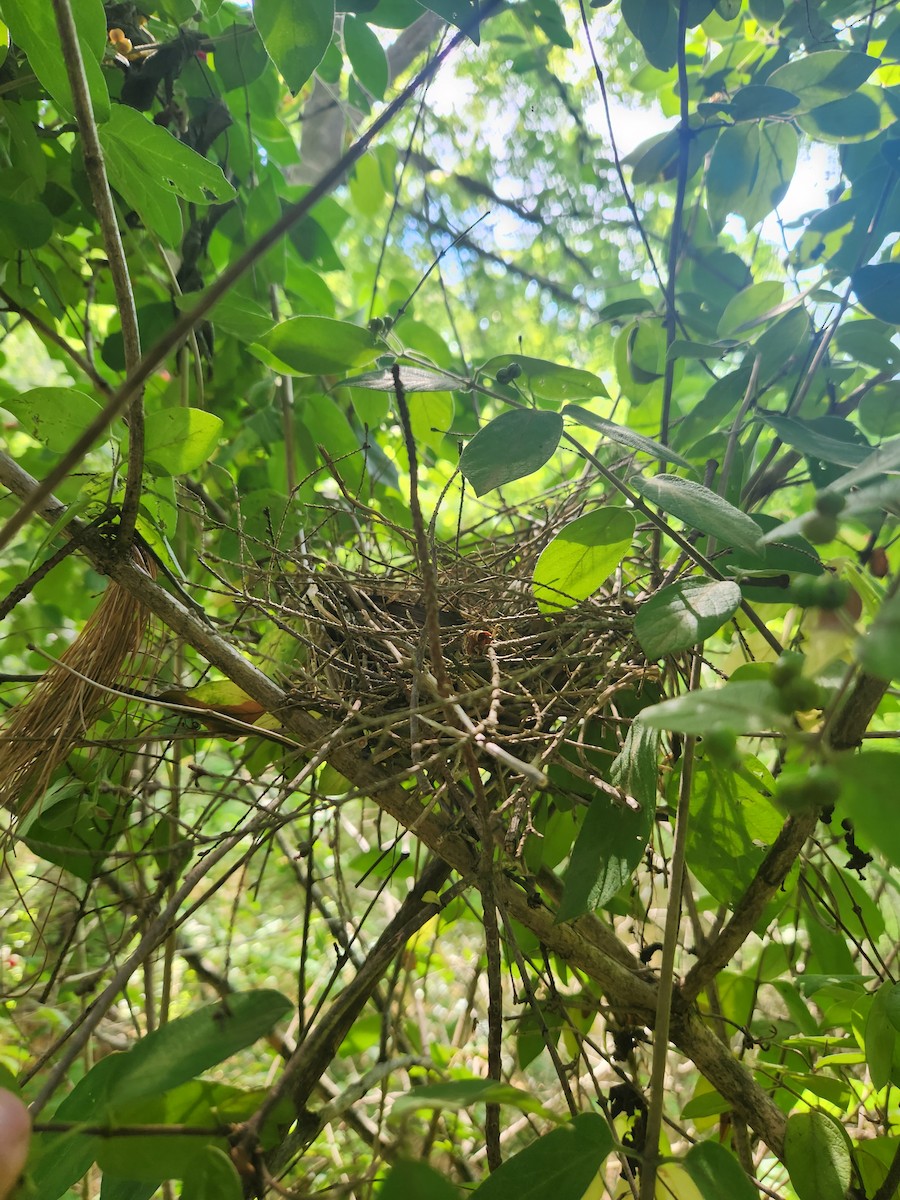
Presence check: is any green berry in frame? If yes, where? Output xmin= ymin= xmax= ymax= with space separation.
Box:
xmin=774 ymin=766 xmax=841 ymax=814
xmin=789 ymin=574 xmax=851 ymax=610
xmin=772 ymin=651 xmax=805 ymax=689
xmin=801 ymin=512 xmax=839 ymax=545
xmin=815 ymin=491 xmax=846 ymax=517
xmin=702 ymin=728 xmax=739 ymax=766
xmin=775 ymin=676 xmax=822 ymax=714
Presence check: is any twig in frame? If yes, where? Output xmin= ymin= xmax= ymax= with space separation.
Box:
xmin=50 ymin=0 xmax=144 ymax=546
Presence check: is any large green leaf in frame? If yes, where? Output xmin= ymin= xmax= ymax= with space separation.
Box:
xmin=181 ymin=1147 xmax=242 ymax=1200
xmin=557 ymin=722 xmax=658 ymax=921
xmin=254 ymin=0 xmax=334 ymax=92
xmin=480 ymin=356 xmax=608 ymax=401
xmin=100 ymin=107 xmax=236 ymax=246
xmin=635 ymin=578 xmax=741 ymax=659
xmin=707 ymin=124 xmax=797 ymax=232
xmin=4 ymin=387 xmax=104 ymax=453
xmin=684 ymin=1141 xmax=758 ymax=1200
xmin=420 ymin=0 xmax=480 ymax=40
xmin=460 ymin=409 xmax=563 ymax=495
xmin=852 ymin=264 xmax=900 ymax=325
xmin=634 ymin=474 xmax=766 ymax=558
xmin=767 ymin=50 xmax=879 ymax=112
xmin=835 ymin=752 xmax=900 ymax=870
xmin=141 ymin=409 xmax=224 ymax=476
xmin=865 ymin=982 xmax=900 ymax=1091
xmin=344 ymin=15 xmax=388 ymax=97
xmin=639 ymin=681 xmax=789 ymax=735
xmin=380 ymin=1161 xmax=462 ymax=1200
xmin=468 ymin=1112 xmax=612 ymax=1200
xmin=532 ymin=507 xmax=635 ymax=612
xmin=254 ymin=316 xmax=379 ymax=375
xmin=345 ymin=365 xmax=463 ymax=392
xmin=3 ymin=0 xmax=109 ymax=122
xmin=858 ymin=590 xmax=900 ymax=682
xmin=562 ymin=404 xmax=691 ymax=468
xmin=757 ymin=411 xmax=871 ymax=467
xmin=784 ymin=1111 xmax=853 ymax=1200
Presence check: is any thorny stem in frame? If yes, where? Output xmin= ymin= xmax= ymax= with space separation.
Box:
xmin=50 ymin=0 xmax=144 ymax=548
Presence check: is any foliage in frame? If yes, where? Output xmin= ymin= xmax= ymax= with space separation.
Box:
xmin=1 ymin=0 xmax=900 ymax=1198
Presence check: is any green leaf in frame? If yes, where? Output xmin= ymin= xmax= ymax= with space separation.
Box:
xmin=557 ymin=723 xmax=657 ymax=922
xmin=4 ymin=387 xmax=104 ymax=453
xmin=181 ymin=1146 xmax=242 ymax=1200
xmin=633 ymin=474 xmax=766 ymax=558
xmin=707 ymin=124 xmax=797 ymax=232
xmin=391 ymin=1079 xmax=549 ymax=1119
xmin=757 ymin=411 xmax=871 ymax=467
xmin=0 ymin=198 xmax=53 ymax=253
xmin=532 ymin=507 xmax=635 ymax=612
xmin=3 ymin=0 xmax=109 ymax=122
xmin=254 ymin=0 xmax=335 ymax=92
xmin=141 ymin=409 xmax=224 ymax=476
xmin=621 ymin=0 xmax=677 ymax=71
xmin=687 ymin=758 xmax=784 ymax=904
xmin=684 ymin=1141 xmax=758 ymax=1200
xmin=865 ymin=982 xmax=899 ymax=1091
xmin=767 ymin=50 xmax=879 ymax=112
xmin=798 ymin=90 xmax=888 ymax=144
xmin=852 ymin=264 xmax=900 ymax=325
xmin=468 ymin=1112 xmax=612 ymax=1200
xmin=419 ymin=0 xmax=480 ymax=40
xmin=99 ymin=107 xmax=236 ymax=246
xmin=460 ymin=409 xmax=563 ymax=496
xmin=639 ymin=681 xmax=789 ymax=735
xmin=380 ymin=1160 xmax=462 ymax=1200
xmin=344 ymin=16 xmax=388 ymax=98
xmin=717 ymin=280 xmax=785 ymax=338
xmin=635 ymin=578 xmax=741 ymax=659
xmin=562 ymin=405 xmax=691 ymax=468
xmin=835 ymin=752 xmax=900 ymax=870
xmin=729 ymin=85 xmax=799 ymax=120
xmin=254 ymin=316 xmax=379 ymax=375
xmin=784 ymin=1111 xmax=853 ymax=1200
xmin=480 ymin=356 xmax=608 ymax=401
xmin=858 ymin=591 xmax=900 ymax=683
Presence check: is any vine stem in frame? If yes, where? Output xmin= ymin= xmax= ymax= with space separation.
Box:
xmin=640 ymin=650 xmax=701 ymax=1200
xmin=0 ymin=2 xmax=499 ymax=556
xmin=50 ymin=0 xmax=144 ymax=547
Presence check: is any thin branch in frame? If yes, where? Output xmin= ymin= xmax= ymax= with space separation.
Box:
xmin=50 ymin=0 xmax=144 ymax=546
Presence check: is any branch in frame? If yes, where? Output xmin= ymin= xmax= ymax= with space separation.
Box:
xmin=50 ymin=0 xmax=143 ymax=545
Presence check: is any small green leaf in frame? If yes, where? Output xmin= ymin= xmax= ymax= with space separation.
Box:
xmin=344 ymin=16 xmax=388 ymax=98
xmin=767 ymin=50 xmax=879 ymax=112
xmin=634 ymin=474 xmax=766 ymax=558
xmin=784 ymin=1111 xmax=852 ymax=1200
xmin=0 ymin=199 xmax=53 ymax=253
xmin=255 ymin=316 xmax=379 ymax=375
xmin=141 ymin=409 xmax=223 ymax=476
xmin=391 ymin=1079 xmax=548 ymax=1119
xmin=635 ymin=578 xmax=741 ymax=659
xmin=684 ymin=1141 xmax=758 ymax=1200
xmin=532 ymin=507 xmax=635 ymax=612
xmin=468 ymin=1112 xmax=612 ymax=1200
xmin=254 ymin=0 xmax=335 ymax=92
xmin=380 ymin=1160 xmax=462 ymax=1200
xmin=460 ymin=409 xmax=563 ymax=496
xmin=852 ymin=264 xmax=900 ymax=325
xmin=181 ymin=1146 xmax=242 ymax=1200
xmin=480 ymin=356 xmax=608 ymax=401
xmin=562 ymin=405 xmax=691 ymax=468
xmin=639 ymin=681 xmax=789 ymax=735
xmin=4 ymin=387 xmax=104 ymax=453
xmin=557 ymin=723 xmax=657 ymax=922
